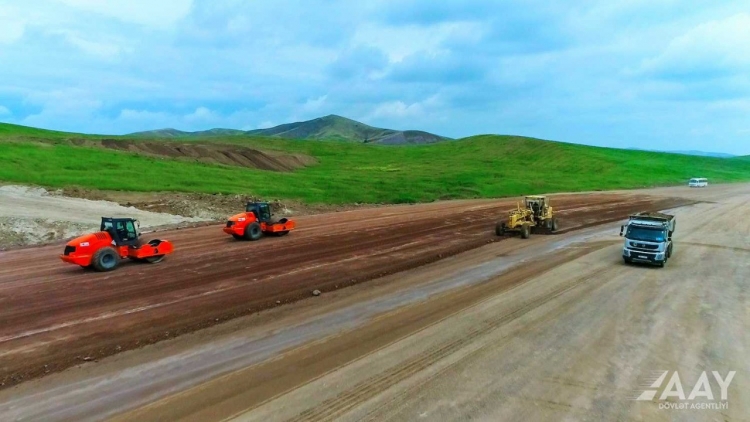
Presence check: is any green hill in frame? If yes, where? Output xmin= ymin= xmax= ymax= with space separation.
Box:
xmin=1 ymin=122 xmax=749 ymax=204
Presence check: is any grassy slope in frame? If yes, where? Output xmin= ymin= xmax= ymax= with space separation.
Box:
xmin=1 ymin=123 xmax=749 ymax=204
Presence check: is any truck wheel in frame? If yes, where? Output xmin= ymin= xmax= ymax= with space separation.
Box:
xmin=551 ymin=218 xmax=559 ymax=232
xmin=92 ymin=247 xmax=119 ymax=272
xmin=521 ymin=224 xmax=531 ymax=239
xmin=623 ymin=257 xmax=632 ymax=265
xmin=495 ymin=222 xmax=506 ymax=236
xmin=244 ymin=222 xmax=263 ymax=241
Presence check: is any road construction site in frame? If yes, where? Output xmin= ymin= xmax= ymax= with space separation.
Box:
xmin=0 ymin=184 xmax=747 ymax=421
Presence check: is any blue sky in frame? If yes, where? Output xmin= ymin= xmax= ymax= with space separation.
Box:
xmin=1 ymin=0 xmax=749 ymax=154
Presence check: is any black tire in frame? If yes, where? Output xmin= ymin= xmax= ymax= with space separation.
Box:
xmin=495 ymin=222 xmax=506 ymax=236
xmin=244 ymin=222 xmax=262 ymax=241
xmin=521 ymin=224 xmax=531 ymax=239
xmin=145 ymin=255 xmax=165 ymax=264
xmin=276 ymin=230 xmax=289 ymax=237
xmin=551 ymin=218 xmax=559 ymax=232
xmin=623 ymin=257 xmax=632 ymax=265
xmin=92 ymin=247 xmax=119 ymax=272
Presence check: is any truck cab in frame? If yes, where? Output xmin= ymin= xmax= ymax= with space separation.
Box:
xmin=620 ymin=212 xmax=675 ymax=267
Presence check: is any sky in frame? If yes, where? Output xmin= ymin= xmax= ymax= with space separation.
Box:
xmin=0 ymin=0 xmax=749 ymax=154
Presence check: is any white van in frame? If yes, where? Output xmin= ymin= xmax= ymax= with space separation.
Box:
xmin=689 ymin=178 xmax=708 ymax=187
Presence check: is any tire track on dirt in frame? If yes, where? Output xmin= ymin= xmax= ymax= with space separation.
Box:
xmin=289 ymin=255 xmax=619 ymax=422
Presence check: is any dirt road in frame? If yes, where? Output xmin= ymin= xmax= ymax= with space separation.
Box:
xmin=222 ymin=185 xmax=749 ymax=422
xmin=0 ymin=192 xmax=687 ymax=387
xmin=0 ymin=185 xmax=745 ymax=421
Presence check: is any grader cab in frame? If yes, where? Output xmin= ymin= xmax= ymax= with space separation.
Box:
xmin=495 ymin=196 xmax=558 ymax=239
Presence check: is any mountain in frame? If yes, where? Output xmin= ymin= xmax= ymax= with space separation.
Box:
xmin=130 ymin=128 xmax=246 ymax=137
xmin=669 ymin=150 xmax=736 ymax=158
xmin=246 ymin=115 xmax=449 ymax=144
xmin=129 ymin=115 xmax=449 ymax=145
xmin=629 ymin=148 xmax=735 ymax=158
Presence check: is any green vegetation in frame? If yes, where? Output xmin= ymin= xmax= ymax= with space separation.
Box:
xmin=1 ymin=122 xmax=749 ymax=204
xmin=0 ymin=122 xmax=79 ymax=138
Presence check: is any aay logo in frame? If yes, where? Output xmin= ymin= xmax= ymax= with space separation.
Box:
xmin=636 ymin=370 xmax=735 ymax=410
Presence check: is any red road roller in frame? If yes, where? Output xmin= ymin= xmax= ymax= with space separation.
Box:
xmin=224 ymin=202 xmax=296 ymax=241
xmin=60 ymin=217 xmax=174 ymax=271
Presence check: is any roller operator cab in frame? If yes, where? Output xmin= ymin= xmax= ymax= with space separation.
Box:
xmin=224 ymin=202 xmax=296 ymax=241
xmin=620 ymin=212 xmax=676 ymax=268
xmin=60 ymin=217 xmax=174 ymax=271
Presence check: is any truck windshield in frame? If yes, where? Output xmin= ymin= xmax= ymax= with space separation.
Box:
xmin=626 ymin=226 xmax=666 ymax=242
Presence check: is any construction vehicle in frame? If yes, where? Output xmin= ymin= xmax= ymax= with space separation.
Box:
xmin=60 ymin=217 xmax=174 ymax=272
xmin=620 ymin=212 xmax=676 ymax=267
xmin=495 ymin=195 xmax=558 ymax=239
xmin=224 ymin=202 xmax=296 ymax=241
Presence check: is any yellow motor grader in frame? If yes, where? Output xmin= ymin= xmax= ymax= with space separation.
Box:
xmin=495 ymin=195 xmax=558 ymax=239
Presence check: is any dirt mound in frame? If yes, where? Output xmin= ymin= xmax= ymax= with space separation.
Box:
xmin=0 ymin=185 xmax=207 ymax=249
xmin=58 ymin=187 xmax=375 ymax=223
xmin=98 ymin=139 xmax=316 ymax=172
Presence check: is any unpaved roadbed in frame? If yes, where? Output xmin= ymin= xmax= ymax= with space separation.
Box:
xmin=129 ymin=184 xmax=749 ymax=422
xmin=0 ymin=193 xmax=689 ymax=387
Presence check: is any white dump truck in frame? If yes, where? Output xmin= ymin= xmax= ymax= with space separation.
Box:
xmin=620 ymin=212 xmax=676 ymax=267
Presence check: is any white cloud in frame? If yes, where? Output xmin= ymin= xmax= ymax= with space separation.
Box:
xmin=185 ymin=106 xmax=218 ymax=122
xmin=0 ymin=5 xmax=25 ymax=44
xmin=52 ymin=0 xmax=193 ymax=27
xmin=368 ymin=95 xmax=442 ymax=120
xmin=636 ymin=13 xmax=750 ymax=76
xmin=56 ymin=30 xmax=123 ymax=59
xmin=302 ymin=95 xmax=328 ymax=112
xmin=20 ymin=89 xmax=103 ymax=130
xmin=352 ymin=21 xmax=486 ymax=62
xmin=371 ymin=101 xmax=423 ymax=119
xmin=118 ymin=109 xmax=168 ymax=121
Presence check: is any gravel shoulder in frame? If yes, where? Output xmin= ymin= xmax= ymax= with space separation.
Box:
xmin=0 ymin=185 xmax=206 ymax=249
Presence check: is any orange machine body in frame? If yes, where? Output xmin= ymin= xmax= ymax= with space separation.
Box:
xmin=61 ymin=232 xmax=175 ymax=266
xmin=223 ymin=212 xmax=296 ymax=236
xmin=223 ymin=202 xmax=296 ymax=240
xmin=60 ymin=217 xmax=174 ymax=271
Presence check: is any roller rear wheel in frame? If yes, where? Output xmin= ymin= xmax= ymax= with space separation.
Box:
xmin=244 ymin=222 xmax=263 ymax=241
xmin=92 ymin=247 xmax=119 ymax=272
